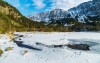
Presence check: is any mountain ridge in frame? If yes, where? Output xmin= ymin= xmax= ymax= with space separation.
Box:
xmin=28 ymin=8 xmax=82 ymax=22
xmin=28 ymin=9 xmax=69 ymax=22
xmin=28 ymin=0 xmax=100 ymax=23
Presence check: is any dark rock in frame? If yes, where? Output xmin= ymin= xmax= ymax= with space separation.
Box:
xmin=19 ymin=38 xmax=22 ymax=40
xmin=36 ymin=42 xmax=45 ymax=46
xmin=14 ymin=34 xmax=19 ymax=36
xmin=14 ymin=40 xmax=23 ymax=44
xmin=19 ymin=35 xmax=24 ymax=37
xmin=14 ymin=41 xmax=42 ymax=51
xmin=67 ymin=44 xmax=90 ymax=50
xmin=53 ymin=45 xmax=64 ymax=48
xmin=36 ymin=42 xmax=65 ymax=48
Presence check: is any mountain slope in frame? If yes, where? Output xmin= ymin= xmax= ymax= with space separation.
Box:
xmin=68 ymin=0 xmax=100 ymax=22
xmin=28 ymin=9 xmax=69 ymax=22
xmin=0 ymin=0 xmax=45 ymax=33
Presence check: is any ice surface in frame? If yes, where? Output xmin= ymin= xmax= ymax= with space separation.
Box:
xmin=0 ymin=32 xmax=100 ymax=63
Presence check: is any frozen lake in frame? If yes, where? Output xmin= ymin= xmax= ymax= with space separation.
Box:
xmin=0 ymin=32 xmax=100 ymax=63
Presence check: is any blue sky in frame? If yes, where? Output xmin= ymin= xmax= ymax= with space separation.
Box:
xmin=4 ymin=0 xmax=90 ymax=16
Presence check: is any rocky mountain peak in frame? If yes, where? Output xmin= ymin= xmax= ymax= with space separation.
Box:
xmin=28 ymin=0 xmax=100 ymax=22
xmin=93 ymin=0 xmax=100 ymax=2
xmin=28 ymin=9 xmax=68 ymax=22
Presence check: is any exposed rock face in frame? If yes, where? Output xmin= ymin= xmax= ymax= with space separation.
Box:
xmin=28 ymin=9 xmax=70 ymax=22
xmin=93 ymin=0 xmax=100 ymax=2
xmin=68 ymin=0 xmax=100 ymax=19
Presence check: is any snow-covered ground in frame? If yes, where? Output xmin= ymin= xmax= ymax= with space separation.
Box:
xmin=0 ymin=32 xmax=100 ymax=63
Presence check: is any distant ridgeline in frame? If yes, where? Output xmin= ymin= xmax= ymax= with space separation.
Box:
xmin=0 ymin=0 xmax=100 ymax=33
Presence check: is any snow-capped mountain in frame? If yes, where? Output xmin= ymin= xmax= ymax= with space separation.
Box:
xmin=28 ymin=9 xmax=70 ymax=22
xmin=28 ymin=0 xmax=100 ymax=22
xmin=68 ymin=0 xmax=100 ymax=21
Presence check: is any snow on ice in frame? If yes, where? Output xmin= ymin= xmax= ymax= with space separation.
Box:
xmin=0 ymin=32 xmax=100 ymax=63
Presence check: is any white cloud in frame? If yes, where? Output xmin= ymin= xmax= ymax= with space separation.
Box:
xmin=50 ymin=0 xmax=90 ymax=11
xmin=32 ymin=0 xmax=45 ymax=9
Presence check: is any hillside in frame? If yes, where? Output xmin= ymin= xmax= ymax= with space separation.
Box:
xmin=0 ymin=0 xmax=45 ymax=33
